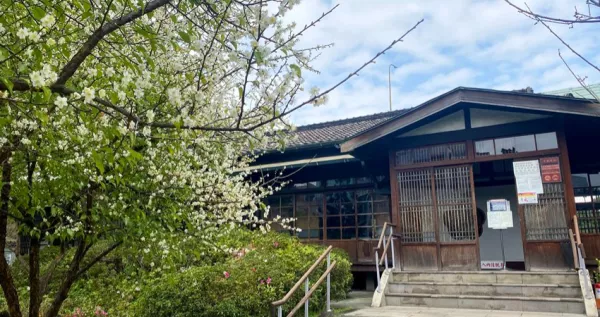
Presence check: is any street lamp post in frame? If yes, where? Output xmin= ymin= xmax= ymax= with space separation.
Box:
xmin=388 ymin=64 xmax=397 ymax=111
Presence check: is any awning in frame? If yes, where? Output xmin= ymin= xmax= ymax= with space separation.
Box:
xmin=240 ymin=154 xmax=357 ymax=173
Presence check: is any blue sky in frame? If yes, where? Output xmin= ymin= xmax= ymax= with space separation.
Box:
xmin=285 ymin=0 xmax=600 ymax=125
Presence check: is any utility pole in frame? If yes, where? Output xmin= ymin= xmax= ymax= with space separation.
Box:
xmin=388 ymin=64 xmax=397 ymax=111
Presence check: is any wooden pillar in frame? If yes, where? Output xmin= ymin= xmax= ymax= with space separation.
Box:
xmin=557 ymin=129 xmax=577 ymax=223
xmin=388 ymin=150 xmax=401 ymax=269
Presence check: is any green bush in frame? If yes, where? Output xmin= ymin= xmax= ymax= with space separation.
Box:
xmin=1 ymin=230 xmax=352 ymax=317
xmin=133 ymin=230 xmax=352 ymax=317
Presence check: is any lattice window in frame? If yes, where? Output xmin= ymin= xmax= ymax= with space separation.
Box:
xmin=326 ymin=191 xmax=356 ymax=240
xmin=398 ymin=169 xmax=436 ymax=243
xmin=295 ymin=194 xmax=323 ymax=240
xmin=266 ymin=195 xmax=294 ymax=234
xmin=524 ymin=183 xmax=569 ymax=240
xmin=356 ymin=190 xmax=390 ymax=239
xmin=395 ymin=143 xmax=467 ymax=167
xmin=435 ymin=166 xmax=476 ymax=242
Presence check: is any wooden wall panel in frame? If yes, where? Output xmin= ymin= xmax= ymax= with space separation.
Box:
xmin=440 ymin=244 xmax=478 ymax=271
xmin=526 ymin=242 xmax=572 ymax=271
xmin=356 ymin=240 xmax=377 ymax=264
xmin=401 ymin=244 xmax=438 ymax=271
xmin=581 ymin=235 xmax=600 ymax=260
xmin=327 ymin=241 xmax=357 ymax=263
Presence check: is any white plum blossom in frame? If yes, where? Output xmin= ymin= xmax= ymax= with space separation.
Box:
xmin=28 ymin=31 xmax=40 ymax=42
xmin=16 ymin=27 xmax=29 ymax=39
xmin=54 ymin=96 xmax=68 ymax=109
xmin=98 ymin=89 xmax=106 ymax=98
xmin=83 ymin=87 xmax=95 ymax=103
xmin=146 ymin=110 xmax=155 ymax=123
xmin=41 ymin=14 xmax=56 ymax=28
xmin=29 ymin=71 xmax=45 ymax=88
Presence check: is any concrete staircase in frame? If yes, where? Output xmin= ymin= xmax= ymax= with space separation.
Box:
xmin=383 ymin=270 xmax=585 ymax=314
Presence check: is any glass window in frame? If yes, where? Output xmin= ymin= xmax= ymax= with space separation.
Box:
xmin=535 ymin=132 xmax=558 ymax=150
xmin=572 ymin=173 xmax=600 ymax=234
xmin=495 ymin=135 xmax=535 ymax=154
xmin=327 ymin=229 xmax=341 ymax=239
xmin=573 ymin=174 xmax=590 ymax=188
xmin=295 ymin=194 xmax=323 ymax=240
xmin=475 ymin=140 xmax=495 ymax=156
xmin=590 ymin=173 xmax=600 ymax=187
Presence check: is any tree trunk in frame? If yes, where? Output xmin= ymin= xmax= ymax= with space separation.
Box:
xmin=28 ymin=238 xmax=41 ymax=317
xmin=0 ymin=148 xmax=22 ymax=317
xmin=43 ymin=241 xmax=87 ymax=317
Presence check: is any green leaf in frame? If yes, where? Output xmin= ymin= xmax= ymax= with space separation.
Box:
xmin=1 ymin=78 xmax=13 ymax=94
xmin=42 ymin=86 xmax=51 ymax=102
xmin=178 ymin=31 xmax=191 ymax=44
xmin=290 ymin=64 xmax=301 ymax=78
xmin=238 ymin=87 xmax=243 ymax=99
xmin=92 ymin=151 xmax=105 ymax=174
xmin=128 ymin=149 xmax=143 ymax=160
xmin=31 ymin=6 xmax=45 ymax=20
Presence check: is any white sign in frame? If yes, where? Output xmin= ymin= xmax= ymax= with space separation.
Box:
xmin=518 ymin=192 xmax=538 ymax=204
xmin=481 ymin=260 xmax=504 ymax=270
xmin=488 ymin=211 xmax=513 ymax=229
xmin=513 ymin=160 xmax=544 ymax=195
xmin=488 ymin=199 xmax=509 ymax=212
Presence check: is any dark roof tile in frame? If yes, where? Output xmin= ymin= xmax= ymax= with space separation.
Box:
xmin=283 ymin=108 xmax=410 ymax=150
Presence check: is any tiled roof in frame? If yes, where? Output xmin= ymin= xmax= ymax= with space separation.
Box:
xmin=543 ymin=83 xmax=600 ymax=100
xmin=284 ymin=109 xmax=410 ymax=150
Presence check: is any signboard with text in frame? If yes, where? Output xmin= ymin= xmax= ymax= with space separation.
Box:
xmin=540 ymin=156 xmax=562 ymax=183
xmin=481 ymin=260 xmax=504 ymax=270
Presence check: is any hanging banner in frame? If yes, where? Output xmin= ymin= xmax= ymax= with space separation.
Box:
xmin=513 ymin=160 xmax=544 ymax=195
xmin=518 ymin=192 xmax=538 ymax=204
xmin=540 ymin=157 xmax=562 ymax=183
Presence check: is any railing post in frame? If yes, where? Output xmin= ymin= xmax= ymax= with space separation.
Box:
xmin=304 ymin=277 xmax=309 ymax=317
xmin=383 ymin=234 xmax=389 ymax=270
xmin=326 ymin=253 xmax=331 ymax=313
xmin=391 ymin=231 xmax=396 ymax=269
xmin=375 ymin=250 xmax=381 ymax=292
xmin=278 ymin=306 xmax=282 ymax=317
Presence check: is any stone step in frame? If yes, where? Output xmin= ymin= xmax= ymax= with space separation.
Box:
xmin=391 ymin=271 xmax=580 ymax=285
xmin=385 ymin=292 xmax=585 ymax=314
xmin=388 ymin=281 xmax=582 ymax=298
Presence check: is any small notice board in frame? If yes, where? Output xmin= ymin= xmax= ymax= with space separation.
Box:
xmin=487 ymin=199 xmax=513 ymax=229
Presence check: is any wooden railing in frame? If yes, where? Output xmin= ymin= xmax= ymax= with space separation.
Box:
xmin=570 ymin=215 xmax=587 ymax=269
xmin=271 ymin=245 xmax=337 ymax=317
xmin=374 ymin=222 xmax=397 ymax=292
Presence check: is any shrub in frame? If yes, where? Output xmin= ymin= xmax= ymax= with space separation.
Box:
xmin=133 ymin=230 xmax=352 ymax=317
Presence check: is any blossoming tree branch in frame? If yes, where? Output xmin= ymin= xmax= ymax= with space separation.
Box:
xmin=0 ymin=0 xmax=422 ymax=316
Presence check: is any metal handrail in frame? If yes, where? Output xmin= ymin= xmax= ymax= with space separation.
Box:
xmin=374 ymin=222 xmax=397 ymax=292
xmin=271 ymin=245 xmax=335 ymax=317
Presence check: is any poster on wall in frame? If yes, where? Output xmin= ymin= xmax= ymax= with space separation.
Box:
xmin=540 ymin=156 xmax=562 ymax=183
xmin=518 ymin=192 xmax=538 ymax=204
xmin=513 ymin=160 xmax=544 ymax=197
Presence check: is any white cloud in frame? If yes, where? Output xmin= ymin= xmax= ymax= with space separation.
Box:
xmin=285 ymin=0 xmax=600 ymax=125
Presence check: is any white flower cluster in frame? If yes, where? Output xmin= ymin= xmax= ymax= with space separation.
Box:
xmin=29 ymin=65 xmax=58 ymax=88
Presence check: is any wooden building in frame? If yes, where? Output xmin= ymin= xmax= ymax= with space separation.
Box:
xmin=251 ymin=87 xmax=600 ymax=272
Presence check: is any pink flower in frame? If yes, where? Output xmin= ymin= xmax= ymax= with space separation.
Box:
xmin=223 ymin=271 xmax=230 ymax=279
xmin=266 ymin=277 xmax=272 ymax=285
xmin=260 ymin=279 xmax=265 ymax=285
xmin=273 ymin=241 xmax=279 ymax=248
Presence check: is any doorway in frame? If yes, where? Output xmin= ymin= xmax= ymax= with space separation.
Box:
xmin=473 ymin=159 xmax=525 ymax=270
